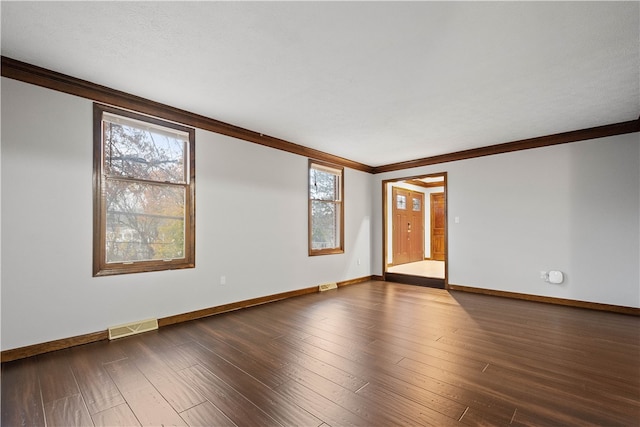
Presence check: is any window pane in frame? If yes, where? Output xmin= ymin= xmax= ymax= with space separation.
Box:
xmin=104 ymin=121 xmax=187 ymax=183
xmin=412 ymin=198 xmax=421 ymax=211
xmin=396 ymin=194 xmax=406 ymax=209
xmin=310 ymin=168 xmax=338 ymax=201
xmin=311 ymin=200 xmax=340 ymax=250
xmin=105 ymin=180 xmax=185 ymax=263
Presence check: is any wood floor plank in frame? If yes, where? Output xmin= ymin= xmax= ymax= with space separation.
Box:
xmin=303 ymin=333 xmax=405 ymax=365
xmin=483 ymin=363 xmax=640 ymax=425
xmin=1 ymin=357 xmax=46 ymax=427
xmin=67 ymin=344 xmax=126 ymax=414
xmin=37 ymin=349 xmax=81 ymax=404
xmin=231 ymin=307 xmax=315 ymax=340
xmin=179 ymin=401 xmax=237 ymax=427
xmin=435 ymin=332 xmax=640 ymax=398
xmin=399 ymin=347 xmax=635 ymax=425
xmin=120 ymin=386 xmax=188 ymax=427
xmin=355 ymin=381 xmax=461 ymax=426
xmin=450 ymin=323 xmax=638 ymax=379
xmin=176 ymin=342 xmax=323 ymax=427
xmin=273 ymin=340 xmax=369 ymax=392
xmin=381 ymin=360 xmax=516 ymax=422
xmin=210 ymin=311 xmax=284 ymax=342
xmin=189 ymin=325 xmax=289 ymax=389
xmin=210 ymin=314 xmax=371 ymax=393
xmin=74 ymin=339 xmax=129 ymax=365
xmin=273 ymin=379 xmax=371 ymax=427
xmin=155 ymin=344 xmax=202 ymax=372
xmin=123 ymin=340 xmax=206 ymax=413
xmin=43 ymin=393 xmax=93 ymax=427
xmin=458 ymin=405 xmax=516 ymax=426
xmin=281 ymin=359 xmax=422 ymax=426
xmin=273 ymin=325 xmax=516 ymax=420
xmin=180 ymin=364 xmax=281 ymax=426
xmin=103 ymin=357 xmax=149 ymax=393
xmin=2 ymin=281 xmax=638 ymax=427
xmin=92 ymin=403 xmax=141 ymax=427
xmin=134 ymin=359 xmax=207 ymax=413
xmin=507 ymin=406 xmax=612 ymax=427
xmin=291 ymin=320 xmax=380 ymax=352
xmin=193 ymin=320 xmax=289 ymax=370
xmin=104 ymin=358 xmax=187 ymax=426
xmin=366 ymin=335 xmax=488 ymax=372
xmin=271 ymin=334 xmax=365 ymax=378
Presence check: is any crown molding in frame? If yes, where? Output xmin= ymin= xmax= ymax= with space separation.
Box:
xmin=372 ymin=118 xmax=640 ymax=174
xmin=3 ymin=56 xmax=637 ymax=175
xmin=1 ymin=56 xmax=373 ymax=173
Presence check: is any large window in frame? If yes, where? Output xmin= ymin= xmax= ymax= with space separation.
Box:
xmin=93 ymin=104 xmax=195 ymax=276
xmin=309 ymin=160 xmax=344 ymax=255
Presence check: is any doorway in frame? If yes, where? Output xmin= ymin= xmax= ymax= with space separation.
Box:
xmin=383 ymin=173 xmax=447 ymax=289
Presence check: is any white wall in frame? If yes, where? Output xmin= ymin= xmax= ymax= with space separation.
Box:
xmin=2 ymin=76 xmax=638 ymax=352
xmin=374 ymin=133 xmax=640 ymax=308
xmin=1 ymin=78 xmax=372 ymax=351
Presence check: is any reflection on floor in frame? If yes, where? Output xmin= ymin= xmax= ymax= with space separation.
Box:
xmin=387 ymin=260 xmax=445 ymax=279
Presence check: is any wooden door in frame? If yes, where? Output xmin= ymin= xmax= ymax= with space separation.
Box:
xmin=392 ymin=187 xmax=424 ymax=265
xmin=430 ymin=192 xmax=445 ymax=261
xmin=409 ymin=192 xmax=424 ymax=262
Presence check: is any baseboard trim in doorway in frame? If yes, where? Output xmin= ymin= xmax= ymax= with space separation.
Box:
xmin=385 ymin=273 xmax=445 ymax=289
xmin=1 ymin=275 xmax=375 ymax=362
xmin=448 ymin=284 xmax=640 ymax=316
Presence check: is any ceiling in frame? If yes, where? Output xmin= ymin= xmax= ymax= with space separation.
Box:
xmin=2 ymin=1 xmax=638 ymax=167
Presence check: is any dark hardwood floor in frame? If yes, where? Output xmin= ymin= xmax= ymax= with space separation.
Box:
xmin=2 ymin=281 xmax=639 ymax=426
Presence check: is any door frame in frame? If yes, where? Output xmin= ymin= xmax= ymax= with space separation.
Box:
xmin=382 ymin=172 xmax=448 ymax=289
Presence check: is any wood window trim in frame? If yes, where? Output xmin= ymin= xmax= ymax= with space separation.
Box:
xmin=93 ymin=103 xmax=196 ymax=276
xmin=308 ymin=159 xmax=345 ymax=256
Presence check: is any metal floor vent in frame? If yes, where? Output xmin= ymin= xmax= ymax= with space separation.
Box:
xmin=108 ymin=318 xmax=158 ymax=340
xmin=319 ymin=282 xmax=338 ymax=292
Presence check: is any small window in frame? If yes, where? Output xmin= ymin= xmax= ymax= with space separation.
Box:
xmin=412 ymin=197 xmax=421 ymax=211
xmin=397 ymin=194 xmax=407 ymax=210
xmin=309 ymin=160 xmax=344 ymax=255
xmin=93 ymin=104 xmax=195 ymax=276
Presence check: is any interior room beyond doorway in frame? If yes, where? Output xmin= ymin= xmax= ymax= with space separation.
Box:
xmin=387 ymin=260 xmax=445 ymax=279
xmin=384 ymin=173 xmax=447 ymax=287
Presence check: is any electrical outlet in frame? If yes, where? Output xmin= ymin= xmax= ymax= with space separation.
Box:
xmin=357 ymin=258 xmax=361 ymax=265
xmin=220 ymin=276 xmax=226 ymax=285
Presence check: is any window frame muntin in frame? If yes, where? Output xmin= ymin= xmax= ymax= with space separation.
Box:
xmin=308 ymin=159 xmax=344 ymax=256
xmin=93 ymin=103 xmax=196 ymax=276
